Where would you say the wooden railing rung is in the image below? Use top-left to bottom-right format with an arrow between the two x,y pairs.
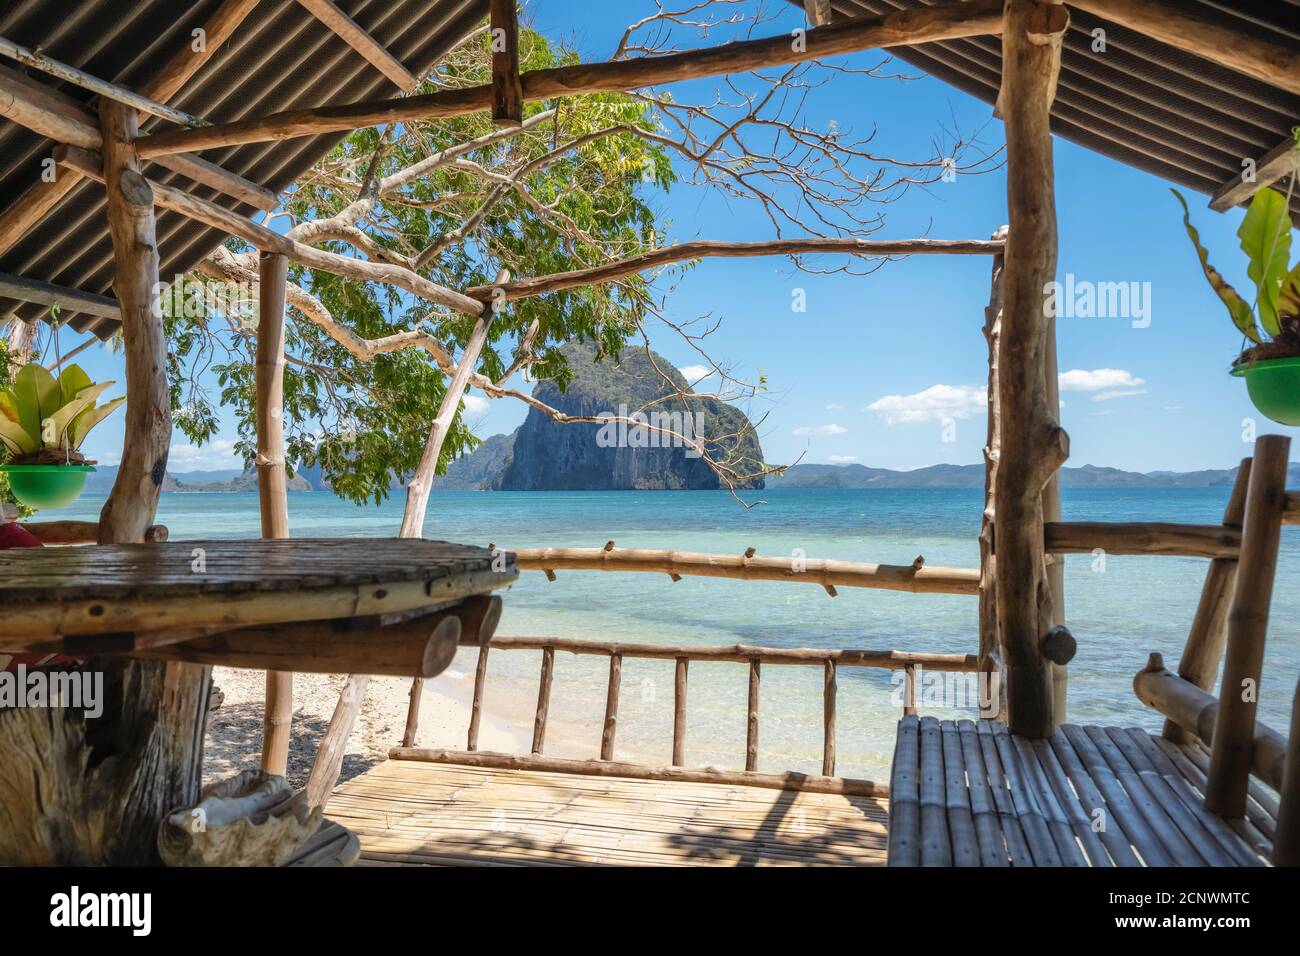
467,643 -> 490,751
903,663 -> 918,716
746,659 -> 761,772
673,657 -> 688,766
823,660 -> 837,777
1284,491 -> 1299,526
531,644 -> 555,755
1044,521 -> 1241,559
601,653 -> 622,761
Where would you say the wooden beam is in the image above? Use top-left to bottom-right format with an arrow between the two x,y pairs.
994,0 -> 1070,738
134,612 -> 463,677
804,0 -> 834,28
96,100 -> 168,545
489,0 -> 523,125
0,270 -> 119,319
295,0 -> 418,91
1068,0 -> 1300,96
390,747 -> 887,798
0,177 -> 83,258
1043,521 -> 1241,559
1206,435 -> 1290,817
0,34 -> 204,127
1134,654 -> 1288,792
1210,135 -> 1300,212
55,144 -> 484,315
256,251 -> 293,777
135,0 -> 1006,158
150,150 -> 279,212
467,237 -> 1006,301
508,544 -> 980,595
19,520 -> 167,545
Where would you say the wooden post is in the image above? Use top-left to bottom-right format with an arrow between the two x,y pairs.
993,0 -> 1070,738
1041,311 -> 1066,722
601,653 -> 622,760
255,251 -> 293,776
672,657 -> 688,766
0,100 -> 210,864
304,675 -> 366,809
822,659 -> 837,776
1205,435 -> 1290,817
903,663 -> 918,716
1165,459 -> 1252,743
532,644 -> 555,755
467,644 -> 491,751
489,0 -> 523,125
746,659 -> 761,771
1273,679 -> 1300,866
978,226 -> 1007,677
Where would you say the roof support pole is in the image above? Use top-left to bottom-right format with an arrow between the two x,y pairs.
256,251 -> 294,777
490,0 -> 523,126
994,0 -> 1070,737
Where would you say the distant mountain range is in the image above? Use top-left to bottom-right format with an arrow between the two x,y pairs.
762,461 -> 1300,489
84,464 -> 326,495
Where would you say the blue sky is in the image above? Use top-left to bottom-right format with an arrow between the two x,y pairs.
68,0 -> 1298,475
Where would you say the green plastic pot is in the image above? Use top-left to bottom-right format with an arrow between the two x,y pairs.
0,464 -> 95,509
1232,356 -> 1300,426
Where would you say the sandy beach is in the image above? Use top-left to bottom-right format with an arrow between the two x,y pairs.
202,646 -> 643,792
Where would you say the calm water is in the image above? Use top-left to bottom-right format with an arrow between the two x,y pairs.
57,487 -> 1300,782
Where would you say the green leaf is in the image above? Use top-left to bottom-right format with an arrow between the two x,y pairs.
69,396 -> 125,450
57,364 -> 93,405
44,381 -> 114,450
1278,262 -> 1300,321
1172,189 -> 1261,343
11,364 -> 62,443
0,415 -> 37,456
1237,186 -> 1292,337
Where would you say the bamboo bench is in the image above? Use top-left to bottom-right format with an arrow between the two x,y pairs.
888,435 -> 1299,867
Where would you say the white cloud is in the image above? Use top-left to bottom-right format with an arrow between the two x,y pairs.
166,438 -> 242,472
1058,368 -> 1145,393
461,394 -> 490,416
866,384 -> 987,424
825,403 -> 846,411
678,364 -> 712,383
793,424 -> 847,436
1092,388 -> 1148,402
828,455 -> 858,463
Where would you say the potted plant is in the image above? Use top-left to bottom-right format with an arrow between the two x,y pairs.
1174,167 -> 1300,425
0,363 -> 125,509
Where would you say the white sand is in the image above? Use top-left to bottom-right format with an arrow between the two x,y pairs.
202,646 -> 639,791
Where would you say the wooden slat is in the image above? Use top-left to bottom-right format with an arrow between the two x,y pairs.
989,722 -> 1060,865
887,715 -> 921,866
918,716 -> 952,866
957,720 -> 1009,866
1030,735 -> 1111,865
1210,136 -> 1300,212
1061,724 -> 1171,865
295,0 -> 418,90
976,720 -> 1034,866
939,720 -> 979,866
1012,735 -> 1086,865
1050,727 -> 1142,866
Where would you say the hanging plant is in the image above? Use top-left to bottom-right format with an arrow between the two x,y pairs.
1173,137 -> 1300,425
0,363 -> 125,509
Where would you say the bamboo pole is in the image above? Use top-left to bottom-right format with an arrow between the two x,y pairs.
823,659 -> 837,777
1165,460 -> 1252,743
1043,521 -> 1241,558
601,653 -> 622,761
1206,435 -> 1291,817
746,659 -> 761,771
135,1 -> 1007,158
256,252 -> 293,776
390,747 -> 887,798
487,634 -> 983,670
1273,679 -> 1300,866
532,645 -> 555,755
509,545 -> 979,594
993,0 -> 1070,738
978,226 -> 1007,677
903,663 -> 918,716
672,657 -> 688,766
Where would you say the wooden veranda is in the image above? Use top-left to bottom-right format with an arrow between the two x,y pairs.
0,0 -> 1298,868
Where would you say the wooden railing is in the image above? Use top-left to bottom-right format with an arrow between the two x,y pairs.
393,634 -> 986,798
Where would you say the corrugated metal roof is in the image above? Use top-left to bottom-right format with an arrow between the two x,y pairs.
798,0 -> 1300,215
0,0 -> 488,339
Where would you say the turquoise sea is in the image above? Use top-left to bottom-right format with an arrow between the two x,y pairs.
57,487 -> 1300,783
